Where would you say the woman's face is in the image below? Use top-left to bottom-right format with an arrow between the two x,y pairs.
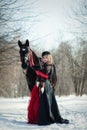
42,55 -> 49,63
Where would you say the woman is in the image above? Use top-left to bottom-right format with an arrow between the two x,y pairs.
27,51 -> 69,125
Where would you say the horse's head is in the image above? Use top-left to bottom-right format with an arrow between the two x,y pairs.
18,39 -> 29,57
18,39 -> 29,69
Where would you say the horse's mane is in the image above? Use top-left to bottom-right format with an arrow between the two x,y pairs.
30,49 -> 41,67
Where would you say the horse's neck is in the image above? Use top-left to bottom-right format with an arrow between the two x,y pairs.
21,57 -> 27,67
31,50 -> 40,66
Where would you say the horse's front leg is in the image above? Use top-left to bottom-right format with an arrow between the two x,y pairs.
26,66 -> 36,91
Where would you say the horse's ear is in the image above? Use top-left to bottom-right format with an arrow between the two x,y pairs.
18,40 -> 22,48
26,39 -> 29,47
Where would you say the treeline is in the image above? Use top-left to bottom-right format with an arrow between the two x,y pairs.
0,40 -> 87,97
53,41 -> 87,96
0,41 -> 28,97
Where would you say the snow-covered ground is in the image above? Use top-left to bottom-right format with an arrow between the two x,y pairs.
0,95 -> 87,130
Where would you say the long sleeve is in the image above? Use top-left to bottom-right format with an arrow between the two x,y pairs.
49,65 -> 57,90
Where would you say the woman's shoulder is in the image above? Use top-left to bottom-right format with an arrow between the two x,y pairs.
52,64 -> 56,69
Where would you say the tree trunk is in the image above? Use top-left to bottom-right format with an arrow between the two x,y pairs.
79,79 -> 85,96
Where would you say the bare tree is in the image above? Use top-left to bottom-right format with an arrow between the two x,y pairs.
53,41 -> 87,96
65,41 -> 87,96
69,0 -> 87,38
0,0 -> 40,67
53,42 -> 74,96
0,0 -> 38,42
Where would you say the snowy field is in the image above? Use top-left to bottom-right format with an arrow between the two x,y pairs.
0,95 -> 87,130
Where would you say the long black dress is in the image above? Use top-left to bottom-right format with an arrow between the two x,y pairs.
38,79 -> 62,125
27,64 -> 69,125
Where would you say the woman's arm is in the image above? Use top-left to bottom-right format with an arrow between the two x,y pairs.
50,65 -> 57,91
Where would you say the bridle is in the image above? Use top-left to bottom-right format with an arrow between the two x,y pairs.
19,46 -> 31,74
19,46 -> 29,61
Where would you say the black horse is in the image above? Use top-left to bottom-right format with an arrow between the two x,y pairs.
18,39 -> 41,91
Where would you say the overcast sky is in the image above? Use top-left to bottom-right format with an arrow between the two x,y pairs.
19,0 -> 83,50
2,0 -> 85,50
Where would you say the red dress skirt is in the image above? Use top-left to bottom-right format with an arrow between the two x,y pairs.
27,85 -> 40,124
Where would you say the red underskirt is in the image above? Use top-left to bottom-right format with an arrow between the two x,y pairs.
27,85 -> 40,124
